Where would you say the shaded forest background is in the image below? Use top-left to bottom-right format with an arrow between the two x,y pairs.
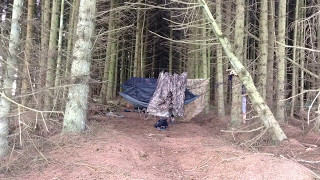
0,0 -> 320,156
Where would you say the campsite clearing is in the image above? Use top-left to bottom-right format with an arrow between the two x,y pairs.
1,109 -> 319,179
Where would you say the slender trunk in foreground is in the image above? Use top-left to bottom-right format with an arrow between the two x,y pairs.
199,0 -> 287,141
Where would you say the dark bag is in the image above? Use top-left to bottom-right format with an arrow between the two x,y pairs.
154,119 -> 168,130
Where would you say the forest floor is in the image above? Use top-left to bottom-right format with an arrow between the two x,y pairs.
1,106 -> 320,180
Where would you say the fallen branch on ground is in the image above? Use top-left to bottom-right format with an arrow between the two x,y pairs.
221,126 -> 264,133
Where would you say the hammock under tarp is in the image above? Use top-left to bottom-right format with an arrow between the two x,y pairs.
119,77 -> 198,109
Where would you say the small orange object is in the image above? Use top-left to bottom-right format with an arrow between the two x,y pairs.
126,103 -> 134,109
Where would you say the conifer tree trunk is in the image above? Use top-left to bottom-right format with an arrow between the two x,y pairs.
21,0 -> 34,105
215,0 -> 225,116
39,0 -> 50,107
201,16 -> 209,113
300,35 -> 305,112
140,9 -> 146,77
290,0 -> 300,117
106,38 -> 116,100
142,14 -> 149,77
230,0 -> 245,127
120,40 -> 126,87
201,20 -> 207,79
54,0 -> 65,90
169,22 -> 173,74
113,41 -> 119,98
257,0 -> 268,99
299,0 -> 306,112
199,0 -> 287,141
106,0 -> 117,100
151,39 -> 156,77
63,0 -> 80,101
224,1 -> 232,106
45,0 -> 61,110
133,0 -> 142,77
130,39 -> 134,78
266,0 -> 275,109
276,0 -> 287,121
100,0 -> 115,103
65,0 -> 80,77
0,0 -> 23,157
100,45 -> 110,103
0,0 -> 8,57
63,0 -> 96,133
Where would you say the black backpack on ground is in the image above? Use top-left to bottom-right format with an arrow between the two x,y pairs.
154,118 -> 168,130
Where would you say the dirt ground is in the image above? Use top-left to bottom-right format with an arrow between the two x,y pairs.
1,108 -> 320,180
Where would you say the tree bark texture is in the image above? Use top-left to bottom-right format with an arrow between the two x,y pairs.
0,0 -> 23,157
106,0 -> 117,100
21,0 -> 34,106
100,0 -> 116,103
290,0 -> 300,117
45,0 -> 61,111
133,0 -> 142,77
215,0 -> 225,116
39,0 -> 50,108
276,0 -> 287,121
54,0 -> 65,89
257,0 -> 268,99
63,0 -> 96,133
266,0 -> 275,109
230,0 -> 245,127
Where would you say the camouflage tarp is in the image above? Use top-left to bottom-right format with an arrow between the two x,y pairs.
180,79 -> 209,122
147,72 -> 187,117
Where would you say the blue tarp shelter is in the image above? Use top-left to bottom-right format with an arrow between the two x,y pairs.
119,77 -> 198,108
